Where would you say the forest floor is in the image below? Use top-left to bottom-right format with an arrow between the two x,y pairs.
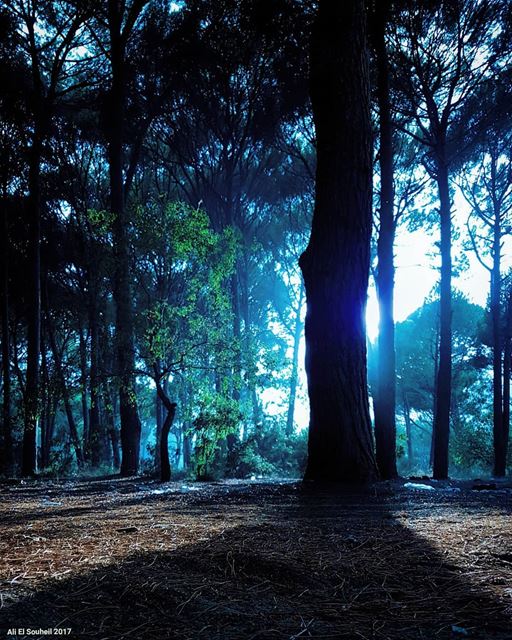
0,477 -> 511,640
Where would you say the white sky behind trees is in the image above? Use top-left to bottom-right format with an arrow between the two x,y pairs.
266,183 -> 508,430
366,187 -> 501,340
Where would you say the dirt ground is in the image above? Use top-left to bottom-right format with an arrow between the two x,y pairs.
0,477 -> 511,640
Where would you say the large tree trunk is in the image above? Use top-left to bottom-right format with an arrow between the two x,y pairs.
286,282 -> 304,437
1,201 -> 14,475
108,1 -> 141,476
373,0 -> 398,479
299,0 -> 377,483
432,158 -> 452,480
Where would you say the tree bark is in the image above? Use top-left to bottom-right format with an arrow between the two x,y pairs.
107,1 -> 141,476
373,0 -> 398,479
299,0 -> 377,483
432,157 -> 452,480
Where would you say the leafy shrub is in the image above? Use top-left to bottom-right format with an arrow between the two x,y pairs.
191,395 -> 241,480
229,419 -> 308,478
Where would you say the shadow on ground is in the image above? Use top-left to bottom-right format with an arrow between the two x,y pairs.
1,483 -> 511,639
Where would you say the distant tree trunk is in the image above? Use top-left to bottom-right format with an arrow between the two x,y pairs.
107,1 -> 141,476
432,158 -> 452,480
241,246 -> 261,430
154,374 -> 168,476
1,202 -> 13,475
104,382 -> 120,469
180,382 -> 191,469
155,386 -> 163,475
40,397 -> 57,471
183,433 -> 191,468
498,290 -> 512,476
286,282 -> 304,437
299,0 -> 378,483
492,214 -> 504,476
22,128 -> 43,477
403,393 -> 413,466
89,292 -> 108,467
78,324 -> 90,457
39,344 -> 53,470
155,380 -> 177,482
226,272 -> 242,466
39,341 -> 47,469
47,316 -> 84,468
373,0 -> 397,479
502,349 -> 510,476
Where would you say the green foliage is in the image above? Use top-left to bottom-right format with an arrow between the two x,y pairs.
191,394 -> 242,480
135,200 -> 237,370
87,209 -> 116,234
229,419 -> 308,479
39,447 -> 78,479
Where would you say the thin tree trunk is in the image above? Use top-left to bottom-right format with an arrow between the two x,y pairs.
22,129 -> 42,477
1,201 -> 13,475
183,433 -> 191,469
47,316 -> 84,468
40,343 -> 52,469
492,216 -> 504,475
373,0 -> 397,479
78,324 -> 90,457
89,290 -> 108,467
403,393 -> 413,466
286,282 -> 304,437
499,290 -> 512,476
241,246 -> 261,429
299,0 -> 377,483
432,157 -> 452,480
104,382 -> 119,469
226,272 -> 241,467
43,397 -> 57,469
155,380 -> 177,482
155,385 -> 163,475
39,338 -> 48,469
429,319 -> 440,469
180,382 -> 191,469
